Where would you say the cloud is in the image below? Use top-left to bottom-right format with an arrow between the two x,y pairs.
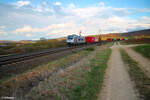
79,15 -> 150,35
0,26 -> 5,29
14,22 -> 78,34
98,2 -> 105,7
10,2 -> 150,38
14,22 -> 77,33
71,5 -> 131,19
1,1 -> 150,40
0,30 -> 7,36
34,6 -> 43,12
137,8 -> 150,12
14,21 -> 86,38
16,0 -> 30,7
140,16 -> 150,22
45,8 -> 54,13
25,33 -> 33,37
15,26 -> 32,33
54,2 -> 61,6
104,16 -> 150,33
68,3 -> 75,8
72,7 -> 101,18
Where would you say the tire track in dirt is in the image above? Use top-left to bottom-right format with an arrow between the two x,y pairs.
98,43 -> 138,100
122,46 -> 150,78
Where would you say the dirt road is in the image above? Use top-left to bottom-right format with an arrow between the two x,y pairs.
122,45 -> 150,78
98,43 -> 138,100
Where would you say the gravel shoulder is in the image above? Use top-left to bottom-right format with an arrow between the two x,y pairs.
121,45 -> 150,78
98,43 -> 138,100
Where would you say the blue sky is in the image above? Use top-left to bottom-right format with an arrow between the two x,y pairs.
0,0 -> 150,40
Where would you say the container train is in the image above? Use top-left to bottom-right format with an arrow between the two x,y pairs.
66,34 -> 101,46
66,34 -> 127,46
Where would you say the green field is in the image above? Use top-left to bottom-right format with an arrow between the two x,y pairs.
133,44 -> 150,59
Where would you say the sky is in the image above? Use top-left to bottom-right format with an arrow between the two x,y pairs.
0,0 -> 150,40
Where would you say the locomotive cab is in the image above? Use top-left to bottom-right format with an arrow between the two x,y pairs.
66,34 -> 85,46
66,34 -> 77,45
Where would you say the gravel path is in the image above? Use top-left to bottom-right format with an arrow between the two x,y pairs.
98,43 -> 138,100
122,45 -> 150,78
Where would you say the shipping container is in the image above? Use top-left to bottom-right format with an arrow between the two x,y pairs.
85,37 -> 95,43
121,38 -> 125,40
107,38 -> 113,41
101,37 -> 107,41
117,38 -> 120,41
113,38 -> 117,41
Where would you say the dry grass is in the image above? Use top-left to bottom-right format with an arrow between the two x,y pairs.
0,49 -> 92,98
24,46 -> 111,100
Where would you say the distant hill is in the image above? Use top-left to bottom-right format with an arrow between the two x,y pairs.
0,40 -> 17,43
0,37 -> 66,44
120,29 -> 150,37
55,37 -> 66,41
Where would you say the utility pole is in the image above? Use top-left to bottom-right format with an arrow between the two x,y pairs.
99,29 -> 101,37
99,29 -> 103,45
79,30 -> 82,36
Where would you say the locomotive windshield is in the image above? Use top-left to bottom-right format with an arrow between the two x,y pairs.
68,36 -> 73,40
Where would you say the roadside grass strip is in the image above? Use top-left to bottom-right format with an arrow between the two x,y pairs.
24,47 -> 111,100
0,48 -> 93,98
133,44 -> 150,59
120,49 -> 150,100
72,48 -> 111,100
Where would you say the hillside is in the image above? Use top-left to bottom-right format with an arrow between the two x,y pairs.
120,29 -> 150,37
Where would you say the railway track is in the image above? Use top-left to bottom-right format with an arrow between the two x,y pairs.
0,45 -> 95,67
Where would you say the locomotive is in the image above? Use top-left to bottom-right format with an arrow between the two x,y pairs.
66,34 -> 86,45
66,34 -> 101,46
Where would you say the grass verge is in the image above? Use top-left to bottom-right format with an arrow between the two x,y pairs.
72,48 -> 111,100
133,44 -> 150,59
120,49 -> 150,100
24,46 -> 111,100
